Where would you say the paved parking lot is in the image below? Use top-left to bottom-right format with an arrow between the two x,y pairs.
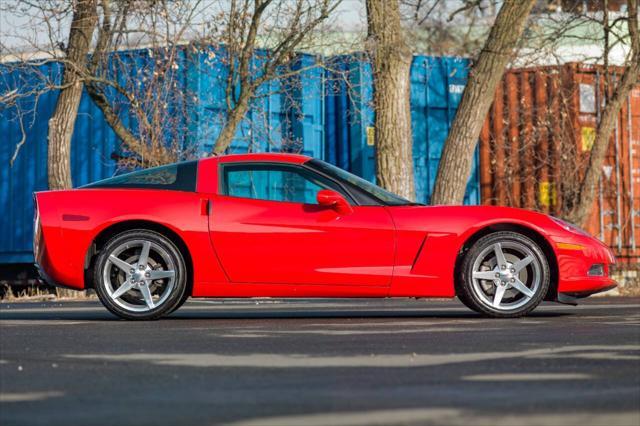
1,297 -> 639,426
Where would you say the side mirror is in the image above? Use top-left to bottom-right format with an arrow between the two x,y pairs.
316,190 -> 353,215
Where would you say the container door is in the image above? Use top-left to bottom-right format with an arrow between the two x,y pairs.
208,162 -> 395,286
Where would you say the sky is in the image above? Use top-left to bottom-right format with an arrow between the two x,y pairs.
0,0 -> 367,52
0,1 -> 632,65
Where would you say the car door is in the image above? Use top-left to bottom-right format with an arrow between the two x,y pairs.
208,162 -> 395,287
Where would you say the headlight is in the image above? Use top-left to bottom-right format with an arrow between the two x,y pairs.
550,216 -> 591,237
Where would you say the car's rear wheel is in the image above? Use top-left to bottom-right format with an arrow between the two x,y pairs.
94,230 -> 187,320
457,231 -> 550,318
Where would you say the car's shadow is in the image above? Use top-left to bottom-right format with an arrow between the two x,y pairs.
168,310 -> 571,320
0,301 -> 573,321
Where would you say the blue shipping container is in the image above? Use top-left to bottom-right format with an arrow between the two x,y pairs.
0,63 -> 120,263
0,47 -> 326,264
324,54 -> 480,205
1,50 -> 478,265
187,48 -> 325,158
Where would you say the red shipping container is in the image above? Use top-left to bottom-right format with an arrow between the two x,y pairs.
480,63 -> 640,263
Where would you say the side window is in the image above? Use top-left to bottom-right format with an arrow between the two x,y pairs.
222,164 -> 345,204
107,165 -> 178,185
82,161 -> 198,191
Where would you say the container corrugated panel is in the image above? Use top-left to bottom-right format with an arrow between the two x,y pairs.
0,62 -> 120,264
2,50 -> 473,265
0,48 -> 325,265
479,63 -> 640,263
411,56 -> 479,205
189,48 -> 325,158
594,82 -> 640,263
324,54 -> 375,179
288,54 -> 325,158
628,87 -> 640,261
324,56 -> 352,170
324,54 -> 479,204
1,46 -> 189,264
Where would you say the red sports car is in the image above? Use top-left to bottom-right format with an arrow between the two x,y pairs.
34,153 -> 616,320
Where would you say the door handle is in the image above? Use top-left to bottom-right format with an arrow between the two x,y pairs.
200,199 -> 210,216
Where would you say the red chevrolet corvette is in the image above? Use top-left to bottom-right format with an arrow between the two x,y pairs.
34,153 -> 616,320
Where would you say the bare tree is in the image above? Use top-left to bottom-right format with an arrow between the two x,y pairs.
2,0 -> 341,170
210,0 -> 340,155
83,0 -> 199,167
47,0 -> 98,189
430,0 -> 536,205
1,0 -> 193,170
366,0 -> 415,200
401,0 -> 497,57
568,0 -> 639,226
478,0 -> 639,234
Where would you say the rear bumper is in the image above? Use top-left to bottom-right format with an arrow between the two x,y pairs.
34,262 -> 78,290
34,262 -> 58,287
33,210 -> 85,290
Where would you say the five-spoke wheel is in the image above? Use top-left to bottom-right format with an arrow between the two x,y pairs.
457,231 -> 550,317
94,230 -> 187,320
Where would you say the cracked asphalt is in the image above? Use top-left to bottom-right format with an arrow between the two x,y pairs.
0,297 -> 639,426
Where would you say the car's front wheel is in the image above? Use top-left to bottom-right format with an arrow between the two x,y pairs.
457,231 -> 550,318
93,230 -> 187,320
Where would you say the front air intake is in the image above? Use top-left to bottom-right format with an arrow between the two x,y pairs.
587,264 -> 605,277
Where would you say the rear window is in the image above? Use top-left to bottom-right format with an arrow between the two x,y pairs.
82,161 -> 198,191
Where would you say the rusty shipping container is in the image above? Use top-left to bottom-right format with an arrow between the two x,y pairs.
479,63 -> 640,263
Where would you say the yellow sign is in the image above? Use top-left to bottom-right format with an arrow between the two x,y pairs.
366,126 -> 375,146
581,126 -> 596,151
539,181 -> 557,208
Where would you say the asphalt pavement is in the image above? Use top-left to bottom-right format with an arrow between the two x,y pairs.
0,297 -> 639,426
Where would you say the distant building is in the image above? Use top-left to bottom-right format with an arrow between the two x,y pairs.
558,0 -> 628,13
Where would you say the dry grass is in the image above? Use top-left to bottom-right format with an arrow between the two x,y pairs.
1,282 -> 55,302
54,288 -> 94,300
610,265 -> 640,297
618,280 -> 640,297
1,282 -> 95,302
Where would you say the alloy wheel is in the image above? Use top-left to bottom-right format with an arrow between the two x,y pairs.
102,239 -> 176,312
470,240 -> 542,312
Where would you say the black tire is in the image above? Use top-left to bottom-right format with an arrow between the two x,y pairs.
456,231 -> 550,318
169,291 -> 190,314
94,230 -> 188,320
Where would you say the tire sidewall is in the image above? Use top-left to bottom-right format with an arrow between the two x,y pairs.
459,231 -> 550,318
94,230 -> 187,320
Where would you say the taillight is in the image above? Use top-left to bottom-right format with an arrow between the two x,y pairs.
33,194 -> 42,260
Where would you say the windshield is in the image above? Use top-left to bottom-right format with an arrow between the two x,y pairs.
307,159 -> 418,206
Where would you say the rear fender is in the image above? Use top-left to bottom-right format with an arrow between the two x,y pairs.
35,189 -> 226,291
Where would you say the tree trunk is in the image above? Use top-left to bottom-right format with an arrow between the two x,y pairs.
47,0 -> 98,190
430,0 -> 536,205
366,0 -> 415,200
568,0 -> 639,226
86,84 -> 174,167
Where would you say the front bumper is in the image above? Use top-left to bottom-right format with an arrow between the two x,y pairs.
555,234 -> 617,296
